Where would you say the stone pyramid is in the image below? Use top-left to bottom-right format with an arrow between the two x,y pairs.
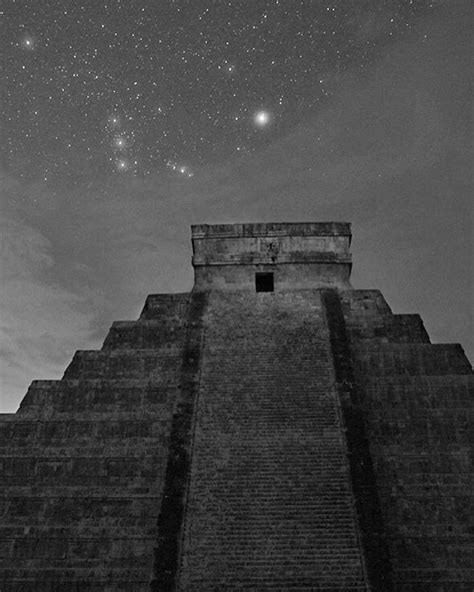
0,223 -> 472,591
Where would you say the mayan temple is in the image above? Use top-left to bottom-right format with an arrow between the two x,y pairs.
0,222 -> 472,592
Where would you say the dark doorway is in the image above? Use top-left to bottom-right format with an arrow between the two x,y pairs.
255,272 -> 274,292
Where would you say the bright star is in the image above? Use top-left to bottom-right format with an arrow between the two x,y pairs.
21,36 -> 35,50
113,136 -> 126,149
166,160 -> 194,177
108,114 -> 121,129
115,158 -> 129,172
178,164 -> 194,177
254,110 -> 271,127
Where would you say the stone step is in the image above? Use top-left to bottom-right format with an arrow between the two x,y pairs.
63,350 -> 182,380
139,292 -> 189,320
0,522 -> 157,538
392,566 -> 474,580
0,495 -> 160,525
101,319 -> 185,351
340,289 -> 392,312
184,576 -> 368,588
0,580 -> 149,592
16,379 -> 178,417
0,566 -> 151,587
0,488 -> 160,498
346,313 -> 430,344
177,291 -> 367,588
0,418 -> 170,448
354,343 -> 472,375
0,576 -> 366,592
2,535 -> 155,565
355,376 -> 472,447
184,581 -> 368,589
0,442 -> 168,457
0,455 -> 164,487
198,524 -> 359,537
363,373 -> 473,405
0,443 -> 167,457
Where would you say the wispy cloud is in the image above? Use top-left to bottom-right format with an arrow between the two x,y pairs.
1,1 -> 471,411
0,213 -> 100,411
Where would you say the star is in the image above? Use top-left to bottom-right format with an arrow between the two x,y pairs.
1,0 -> 467,417
177,164 -> 194,177
115,158 -> 129,172
166,160 -> 194,177
113,136 -> 126,149
108,114 -> 121,129
254,110 -> 272,128
21,36 -> 35,50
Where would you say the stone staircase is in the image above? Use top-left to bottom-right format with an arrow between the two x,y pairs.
178,290 -> 370,590
0,294 -> 190,592
2,218 -> 472,592
1,284 -> 471,591
341,290 -> 474,592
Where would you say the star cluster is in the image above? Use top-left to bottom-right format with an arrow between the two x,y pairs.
2,0 -> 437,184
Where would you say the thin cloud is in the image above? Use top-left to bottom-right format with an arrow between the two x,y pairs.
0,214 -> 99,412
1,1 -> 471,411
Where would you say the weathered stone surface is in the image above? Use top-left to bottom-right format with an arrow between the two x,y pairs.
0,294 -> 190,591
191,222 -> 353,291
178,290 -> 367,589
1,223 -> 472,591
341,289 -> 474,591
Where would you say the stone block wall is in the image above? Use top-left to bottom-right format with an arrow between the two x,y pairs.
0,293 -> 190,591
0,277 -> 472,591
191,222 -> 352,291
341,290 -> 474,591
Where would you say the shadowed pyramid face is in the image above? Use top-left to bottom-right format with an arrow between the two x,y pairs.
191,222 -> 353,292
1,222 -> 472,591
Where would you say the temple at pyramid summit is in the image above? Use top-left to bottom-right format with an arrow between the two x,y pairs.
0,222 -> 473,591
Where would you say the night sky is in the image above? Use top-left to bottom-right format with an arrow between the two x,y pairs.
1,0 -> 472,412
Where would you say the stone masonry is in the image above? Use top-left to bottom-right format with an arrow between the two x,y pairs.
0,222 -> 472,591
